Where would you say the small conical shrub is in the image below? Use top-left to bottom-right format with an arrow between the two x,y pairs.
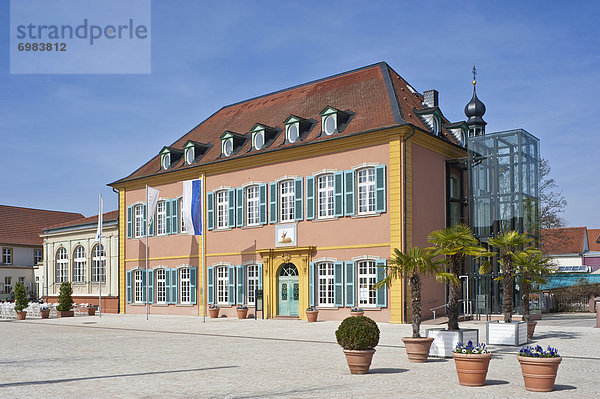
56,281 -> 73,312
14,282 -> 28,312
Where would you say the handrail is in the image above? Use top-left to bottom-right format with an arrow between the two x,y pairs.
430,299 -> 472,321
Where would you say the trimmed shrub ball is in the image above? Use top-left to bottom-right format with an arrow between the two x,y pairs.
335,316 -> 380,350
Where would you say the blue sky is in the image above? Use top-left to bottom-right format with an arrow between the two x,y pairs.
1,1 -> 598,227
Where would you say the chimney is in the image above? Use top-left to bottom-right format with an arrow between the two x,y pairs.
423,89 -> 439,108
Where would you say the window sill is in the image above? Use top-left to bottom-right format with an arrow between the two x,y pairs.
216,304 -> 233,308
214,228 -> 233,232
312,216 -> 339,223
175,304 -> 194,307
152,303 -> 169,307
130,303 -> 146,306
242,224 -> 263,230
316,306 -> 339,310
351,212 -> 381,219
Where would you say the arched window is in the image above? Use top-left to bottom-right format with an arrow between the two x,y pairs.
246,185 -> 260,226
279,180 -> 295,222
92,244 -> 105,283
55,247 -> 68,283
317,174 -> 334,218
215,190 -> 229,229
72,246 -> 86,283
356,167 -> 376,214
134,204 -> 144,238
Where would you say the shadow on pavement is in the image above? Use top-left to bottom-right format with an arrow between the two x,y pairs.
0,365 -> 237,388
534,331 -> 582,340
426,358 -> 449,363
485,379 -> 510,386
554,384 -> 577,391
369,368 -> 408,374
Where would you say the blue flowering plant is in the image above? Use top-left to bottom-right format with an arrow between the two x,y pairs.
453,340 -> 490,354
519,345 -> 559,358
350,308 -> 363,312
306,306 -> 317,312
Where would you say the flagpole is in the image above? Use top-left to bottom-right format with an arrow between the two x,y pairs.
146,185 -> 149,321
99,195 -> 102,318
202,174 -> 206,323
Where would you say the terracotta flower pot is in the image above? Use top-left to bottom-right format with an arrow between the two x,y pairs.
87,307 -> 97,316
209,308 -> 220,318
237,308 -> 248,319
350,311 -> 364,317
343,349 -> 375,374
306,310 -> 319,322
16,311 -> 27,320
452,352 -> 493,386
518,356 -> 562,392
402,337 -> 435,363
527,322 -> 537,340
58,310 -> 74,318
40,310 -> 50,319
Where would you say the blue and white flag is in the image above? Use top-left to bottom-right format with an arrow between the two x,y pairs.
95,194 -> 103,241
182,179 -> 203,235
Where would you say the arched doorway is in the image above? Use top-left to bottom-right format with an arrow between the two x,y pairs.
278,263 -> 299,316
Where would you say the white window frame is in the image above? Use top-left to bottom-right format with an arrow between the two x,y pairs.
246,264 -> 258,305
178,198 -> 187,234
357,167 -> 376,215
134,269 -> 144,303
286,122 -> 299,143
179,268 -> 191,304
72,246 -> 86,283
323,114 -> 337,135
185,147 -> 194,165
216,190 -> 229,229
279,180 -> 295,223
253,131 -> 264,150
216,266 -> 229,305
34,249 -> 42,264
134,204 -> 144,238
317,262 -> 335,307
317,174 -> 334,219
156,200 -> 167,236
155,269 -> 166,304
91,244 -> 105,283
2,248 -> 12,265
357,260 -> 377,307
55,247 -> 68,283
223,138 -> 233,157
246,185 -> 260,226
4,276 -> 11,293
162,153 -> 171,170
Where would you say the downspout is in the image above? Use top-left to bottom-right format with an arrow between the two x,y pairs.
401,126 -> 416,323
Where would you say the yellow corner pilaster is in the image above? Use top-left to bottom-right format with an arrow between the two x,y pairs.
119,189 -> 126,314
389,137 -> 404,323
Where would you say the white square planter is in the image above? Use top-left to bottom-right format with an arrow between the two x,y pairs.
425,328 -> 479,358
486,321 -> 528,346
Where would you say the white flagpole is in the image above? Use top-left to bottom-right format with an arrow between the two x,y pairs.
98,194 -> 102,318
202,175 -> 206,323
146,185 -> 149,321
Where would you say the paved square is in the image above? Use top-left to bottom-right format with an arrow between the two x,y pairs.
1,313 -> 598,398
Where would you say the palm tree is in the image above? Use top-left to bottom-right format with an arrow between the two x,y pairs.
374,247 -> 444,338
427,225 -> 489,331
512,249 -> 554,323
486,231 -> 532,323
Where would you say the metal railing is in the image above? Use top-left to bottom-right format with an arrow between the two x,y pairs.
430,299 -> 473,321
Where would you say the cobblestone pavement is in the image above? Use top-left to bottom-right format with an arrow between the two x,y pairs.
1,313 -> 598,398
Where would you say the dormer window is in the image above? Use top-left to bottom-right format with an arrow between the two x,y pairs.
161,153 -> 171,170
183,140 -> 211,165
319,106 -> 351,136
432,116 -> 440,136
220,131 -> 248,157
253,131 -> 264,150
414,108 -> 444,137
249,124 -> 278,151
283,115 -> 313,144
185,147 -> 194,165
159,146 -> 183,171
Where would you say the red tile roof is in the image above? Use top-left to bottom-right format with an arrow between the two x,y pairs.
43,210 -> 119,231
0,205 -> 84,247
587,229 -> 600,252
111,62 -> 460,185
541,227 -> 587,255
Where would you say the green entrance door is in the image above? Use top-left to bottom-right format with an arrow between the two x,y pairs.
278,263 -> 299,316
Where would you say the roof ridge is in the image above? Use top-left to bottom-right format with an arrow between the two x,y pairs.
0,204 -> 82,215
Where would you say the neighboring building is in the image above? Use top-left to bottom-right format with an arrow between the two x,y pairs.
110,62 -> 473,322
584,229 -> 600,273
0,205 -> 83,300
41,211 -> 119,312
541,227 -> 591,272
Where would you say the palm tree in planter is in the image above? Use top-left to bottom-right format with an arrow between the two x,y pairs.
512,249 -> 554,339
373,247 -> 445,362
56,281 -> 74,317
14,282 -> 29,320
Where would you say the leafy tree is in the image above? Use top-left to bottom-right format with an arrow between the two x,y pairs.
14,282 -> 28,312
540,158 -> 567,229
512,249 -> 554,322
428,225 -> 490,330
56,281 -> 74,312
374,247 -> 446,338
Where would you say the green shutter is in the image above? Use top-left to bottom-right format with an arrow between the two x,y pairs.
228,265 -> 236,305
141,269 -> 147,303
165,269 -> 171,304
259,184 -> 267,225
190,267 -> 197,305
334,261 -> 343,307
258,262 -> 263,290
228,189 -> 235,228
306,176 -> 315,220
376,259 -> 387,307
142,204 -> 147,237
375,165 -> 386,213
165,200 -> 172,234
237,265 -> 245,305
345,261 -> 355,307
269,182 -> 277,224
334,172 -> 344,217
207,266 -> 214,304
236,188 -> 244,227
294,177 -> 303,221
344,170 -> 355,216
171,199 -> 179,234
309,262 -> 315,307
127,206 -> 133,238
171,268 -> 178,304
146,269 -> 154,304
126,270 -> 132,303
207,192 -> 214,231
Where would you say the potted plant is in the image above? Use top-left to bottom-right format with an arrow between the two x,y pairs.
518,345 -> 561,392
452,340 -> 493,386
350,308 -> 364,317
208,305 -> 220,318
56,281 -> 74,317
374,247 -> 446,362
425,225 -> 490,357
306,306 -> 318,322
14,282 -> 28,320
236,305 -> 248,319
40,304 -> 50,319
335,316 -> 380,374
513,249 -> 554,340
87,305 -> 98,316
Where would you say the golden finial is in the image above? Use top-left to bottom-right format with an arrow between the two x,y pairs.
472,65 -> 477,86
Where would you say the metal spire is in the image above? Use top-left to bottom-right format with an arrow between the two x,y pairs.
472,65 -> 477,88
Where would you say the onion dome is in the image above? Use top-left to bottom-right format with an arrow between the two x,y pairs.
465,65 -> 486,136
